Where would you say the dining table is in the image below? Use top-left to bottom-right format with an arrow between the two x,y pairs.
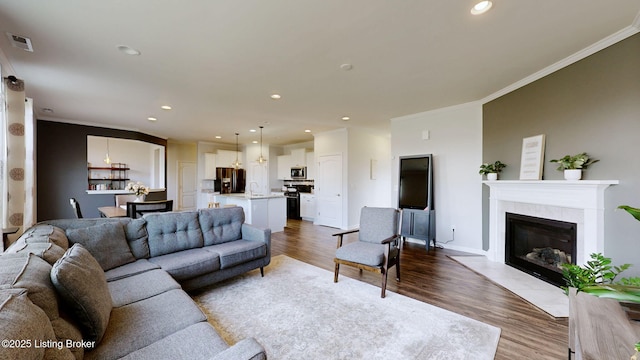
98,206 -> 127,218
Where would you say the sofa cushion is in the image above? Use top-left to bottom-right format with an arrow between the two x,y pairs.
108,269 -> 181,307
335,241 -> 396,267
199,207 -> 244,246
104,259 -> 160,282
0,252 -> 59,320
52,315 -> 86,360
66,222 -> 136,271
148,248 -> 220,281
205,240 -> 267,269
123,218 -> 150,259
0,288 -> 74,360
51,244 -> 113,343
84,289 -> 207,360
4,241 -> 66,265
119,322 -> 229,360
145,212 -> 204,257
11,224 -> 70,249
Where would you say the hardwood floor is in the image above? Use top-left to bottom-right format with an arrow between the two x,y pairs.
271,219 -> 569,359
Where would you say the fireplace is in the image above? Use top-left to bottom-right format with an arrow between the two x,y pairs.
505,213 -> 577,287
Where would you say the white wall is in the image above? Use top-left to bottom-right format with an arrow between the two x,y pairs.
391,102 -> 484,254
347,129 -> 392,228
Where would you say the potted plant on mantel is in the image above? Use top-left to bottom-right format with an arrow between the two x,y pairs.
549,152 -> 599,180
479,161 -> 506,181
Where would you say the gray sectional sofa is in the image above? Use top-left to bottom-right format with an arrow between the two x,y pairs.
0,206 -> 270,360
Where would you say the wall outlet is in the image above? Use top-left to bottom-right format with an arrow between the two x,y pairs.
451,225 -> 455,231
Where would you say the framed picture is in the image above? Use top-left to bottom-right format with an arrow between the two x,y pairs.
519,134 -> 545,180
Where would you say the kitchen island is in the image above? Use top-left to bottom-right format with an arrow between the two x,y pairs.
214,194 -> 286,232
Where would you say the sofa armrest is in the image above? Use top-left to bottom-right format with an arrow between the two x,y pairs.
210,338 -> 267,360
241,223 -> 271,244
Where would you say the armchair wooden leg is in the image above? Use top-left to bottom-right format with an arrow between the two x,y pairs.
334,263 -> 340,283
396,256 -> 401,282
260,267 -> 264,277
381,271 -> 388,298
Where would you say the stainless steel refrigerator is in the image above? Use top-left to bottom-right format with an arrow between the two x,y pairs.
216,168 -> 245,193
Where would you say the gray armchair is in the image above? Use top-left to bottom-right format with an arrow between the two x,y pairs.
333,207 -> 401,298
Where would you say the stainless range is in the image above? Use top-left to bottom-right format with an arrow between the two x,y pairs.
284,187 -> 300,220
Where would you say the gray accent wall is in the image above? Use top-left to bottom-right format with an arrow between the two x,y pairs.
482,33 -> 640,274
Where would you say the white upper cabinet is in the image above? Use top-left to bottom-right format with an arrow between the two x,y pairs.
290,148 -> 307,167
217,150 -> 243,169
204,153 -> 217,179
305,151 -> 315,180
277,154 -> 291,180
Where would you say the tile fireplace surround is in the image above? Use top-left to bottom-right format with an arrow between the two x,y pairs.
484,180 -> 618,267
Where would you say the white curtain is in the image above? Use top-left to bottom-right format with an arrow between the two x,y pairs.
2,75 -> 35,241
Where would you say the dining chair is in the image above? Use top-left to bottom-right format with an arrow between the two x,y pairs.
126,200 -> 173,219
69,198 -> 83,218
115,194 -> 137,207
333,206 -> 401,298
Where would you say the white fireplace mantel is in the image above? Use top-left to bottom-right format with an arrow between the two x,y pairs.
484,180 -> 618,265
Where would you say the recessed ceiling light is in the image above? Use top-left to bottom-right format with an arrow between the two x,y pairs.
270,94 -> 281,100
304,129 -> 311,133
252,140 -> 258,144
116,45 -> 141,56
215,136 -> 222,139
41,108 -> 54,114
471,1 -> 493,15
147,117 -> 157,121
341,116 -> 350,121
161,105 -> 172,110
249,129 -> 257,133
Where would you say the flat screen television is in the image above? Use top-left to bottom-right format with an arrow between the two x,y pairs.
398,154 -> 433,210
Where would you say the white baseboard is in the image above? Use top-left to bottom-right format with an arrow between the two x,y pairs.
403,237 -> 487,256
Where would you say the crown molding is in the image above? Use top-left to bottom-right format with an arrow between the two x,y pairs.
481,24 -> 640,105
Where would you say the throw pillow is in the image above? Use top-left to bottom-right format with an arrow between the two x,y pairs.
66,222 -> 136,271
51,243 -> 113,343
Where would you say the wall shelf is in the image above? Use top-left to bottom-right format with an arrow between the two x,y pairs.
88,163 -> 130,190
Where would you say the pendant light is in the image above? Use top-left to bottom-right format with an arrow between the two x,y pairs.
231,132 -> 242,169
103,138 -> 112,165
257,126 -> 267,164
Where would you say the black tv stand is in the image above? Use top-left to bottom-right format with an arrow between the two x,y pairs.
400,208 -> 436,252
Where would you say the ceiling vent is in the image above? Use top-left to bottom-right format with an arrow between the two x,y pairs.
6,33 -> 33,52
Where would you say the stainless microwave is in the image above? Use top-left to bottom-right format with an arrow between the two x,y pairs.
291,166 -> 307,180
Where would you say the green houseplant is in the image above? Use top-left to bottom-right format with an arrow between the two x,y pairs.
549,152 -> 599,180
479,161 -> 506,180
563,205 -> 640,358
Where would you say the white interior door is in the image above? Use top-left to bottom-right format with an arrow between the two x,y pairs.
178,161 -> 197,210
316,154 -> 343,228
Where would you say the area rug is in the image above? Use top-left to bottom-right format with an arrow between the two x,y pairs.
194,255 -> 501,359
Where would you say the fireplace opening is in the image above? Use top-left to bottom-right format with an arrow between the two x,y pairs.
505,213 -> 577,287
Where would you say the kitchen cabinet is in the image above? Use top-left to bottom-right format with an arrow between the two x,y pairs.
305,152 -> 315,180
217,150 -> 243,169
204,153 -> 216,179
277,154 -> 291,180
300,193 -> 316,220
290,148 -> 307,167
215,194 -> 286,232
